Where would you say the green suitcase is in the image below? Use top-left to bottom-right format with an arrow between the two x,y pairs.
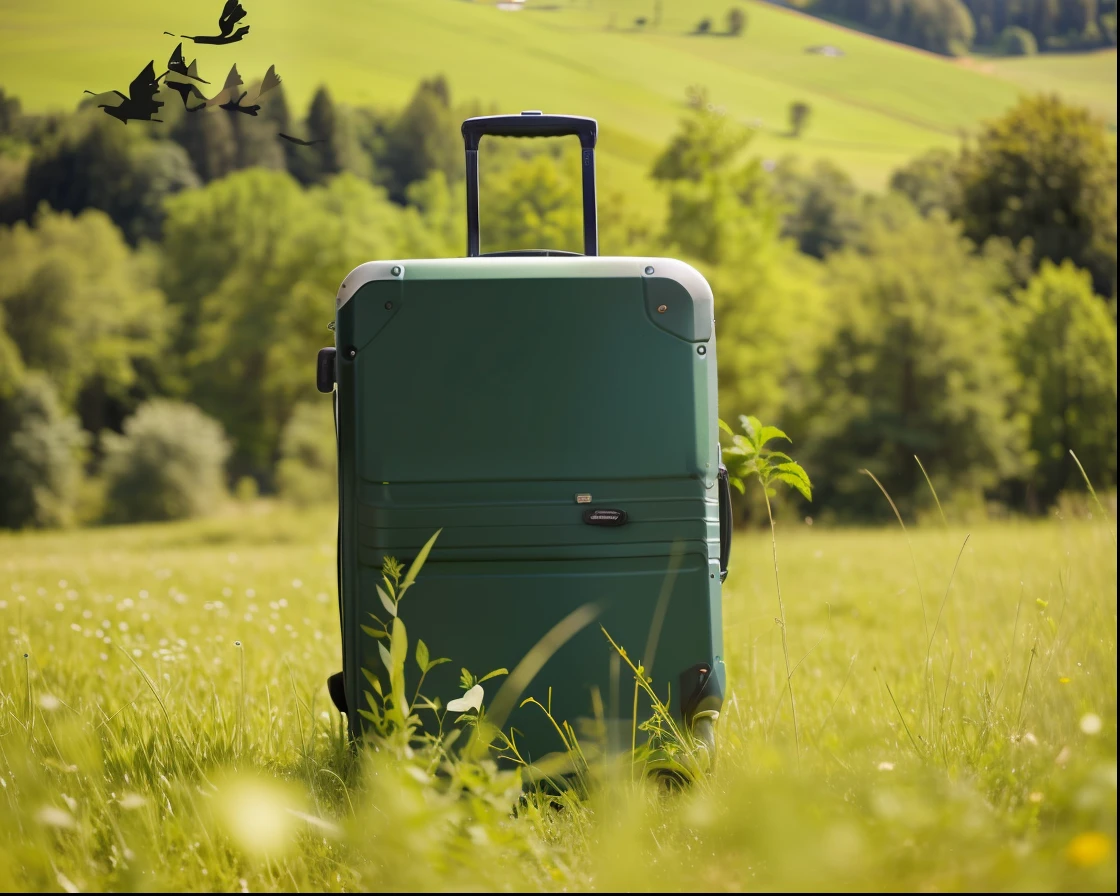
321,113 -> 730,769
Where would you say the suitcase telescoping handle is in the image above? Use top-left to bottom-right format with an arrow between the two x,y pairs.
461,112 -> 598,257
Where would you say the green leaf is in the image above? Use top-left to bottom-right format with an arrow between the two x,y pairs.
478,668 -> 509,683
400,528 -> 442,595
757,425 -> 790,448
460,668 -> 473,689
427,657 -> 450,669
389,616 -> 408,717
415,638 -> 430,672
740,415 -> 763,450
376,584 -> 396,618
378,641 -> 391,673
361,667 -> 378,687
772,470 -> 812,501
360,624 -> 386,639
718,418 -> 736,438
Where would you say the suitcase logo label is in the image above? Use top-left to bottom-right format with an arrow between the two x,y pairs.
582,508 -> 628,526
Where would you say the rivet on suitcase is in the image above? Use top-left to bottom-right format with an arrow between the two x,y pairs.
322,112 -> 730,770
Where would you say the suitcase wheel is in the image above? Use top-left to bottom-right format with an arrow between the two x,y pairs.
327,671 -> 347,714
316,347 -> 336,393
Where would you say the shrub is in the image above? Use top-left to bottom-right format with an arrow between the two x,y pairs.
789,101 -> 812,137
996,26 -> 1037,56
101,400 -> 230,523
696,18 -> 712,34
0,373 -> 87,529
727,7 -> 746,36
276,401 -> 337,508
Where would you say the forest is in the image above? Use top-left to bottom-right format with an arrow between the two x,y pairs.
0,74 -> 1116,528
796,0 -> 1118,55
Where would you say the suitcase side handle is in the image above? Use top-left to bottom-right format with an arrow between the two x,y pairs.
461,111 -> 598,258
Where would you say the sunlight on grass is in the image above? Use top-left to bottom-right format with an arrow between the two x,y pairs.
0,505 -> 1115,890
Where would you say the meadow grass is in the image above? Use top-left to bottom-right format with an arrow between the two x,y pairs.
986,49 -> 1118,130
0,503 -> 1115,891
2,0 -> 1113,187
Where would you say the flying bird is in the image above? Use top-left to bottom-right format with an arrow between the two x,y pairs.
212,64 -> 282,116
84,61 -> 164,123
165,79 -> 209,109
278,133 -> 324,146
176,0 -> 250,45
187,63 -> 243,111
164,43 -> 209,83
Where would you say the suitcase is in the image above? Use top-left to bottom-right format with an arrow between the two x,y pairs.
320,112 -> 730,768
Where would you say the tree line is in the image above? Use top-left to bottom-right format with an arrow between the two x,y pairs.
799,0 -> 1117,56
0,76 -> 1115,528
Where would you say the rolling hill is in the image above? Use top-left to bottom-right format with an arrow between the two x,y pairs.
0,0 -> 1114,188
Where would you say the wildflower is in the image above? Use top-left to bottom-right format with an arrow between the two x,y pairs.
1080,713 -> 1102,735
1066,831 -> 1111,867
447,684 -> 484,714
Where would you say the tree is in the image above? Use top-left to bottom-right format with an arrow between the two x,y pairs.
769,156 -> 863,258
815,0 -> 975,54
995,25 -> 1038,54
160,169 -> 429,476
650,106 -> 825,432
0,208 -> 172,434
793,208 -> 1029,519
0,88 -> 21,137
276,400 -> 337,507
478,154 -> 583,253
286,86 -> 369,186
101,400 -> 230,523
888,148 -> 961,217
170,102 -> 238,182
956,95 -> 1117,298
695,18 -> 712,33
652,104 -> 751,183
21,113 -> 200,242
727,7 -> 746,35
0,373 -> 86,529
381,76 -> 460,202
1013,261 -> 1117,506
788,101 -> 812,138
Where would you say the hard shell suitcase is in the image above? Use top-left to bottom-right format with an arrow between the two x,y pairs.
322,112 -> 730,766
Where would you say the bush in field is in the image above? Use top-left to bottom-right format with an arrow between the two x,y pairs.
995,26 -> 1037,56
101,400 -> 229,523
888,148 -> 961,218
727,8 -> 746,35
793,207 -> 1029,519
1013,261 -> 1118,506
0,373 -> 87,529
788,101 -> 812,137
277,401 -> 337,507
956,94 -> 1117,297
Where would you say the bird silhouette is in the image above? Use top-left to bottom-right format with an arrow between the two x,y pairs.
176,0 -> 250,45
278,133 -> 324,146
163,43 -> 209,84
213,64 -> 282,116
187,63 -> 243,111
165,79 -> 209,109
84,61 -> 164,123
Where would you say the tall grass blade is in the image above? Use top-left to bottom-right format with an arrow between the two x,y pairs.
914,455 -> 947,526
1069,450 -> 1116,544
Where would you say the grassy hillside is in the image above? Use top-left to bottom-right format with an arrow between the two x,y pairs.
0,0 -> 1114,187
986,49 -> 1118,130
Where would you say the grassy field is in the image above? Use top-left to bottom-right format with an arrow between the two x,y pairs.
1,0 -> 1114,188
1,504 -> 1115,890
986,49 -> 1118,130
